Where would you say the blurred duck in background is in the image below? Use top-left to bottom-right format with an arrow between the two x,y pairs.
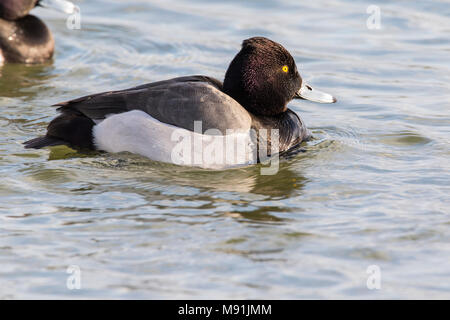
0,0 -> 76,64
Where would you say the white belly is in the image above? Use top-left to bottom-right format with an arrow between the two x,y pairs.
92,110 -> 257,169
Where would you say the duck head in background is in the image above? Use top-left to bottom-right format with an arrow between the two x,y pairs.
0,0 -> 76,64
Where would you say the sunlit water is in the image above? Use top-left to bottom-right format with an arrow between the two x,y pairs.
0,0 -> 449,299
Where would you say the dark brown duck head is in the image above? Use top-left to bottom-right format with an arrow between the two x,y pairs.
223,37 -> 336,116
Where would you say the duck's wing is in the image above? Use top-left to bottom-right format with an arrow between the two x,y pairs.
55,75 -> 252,134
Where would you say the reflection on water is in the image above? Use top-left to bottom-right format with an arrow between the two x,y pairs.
47,146 -> 308,199
0,0 -> 449,299
0,63 -> 55,98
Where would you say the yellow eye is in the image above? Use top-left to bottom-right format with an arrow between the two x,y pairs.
282,65 -> 289,73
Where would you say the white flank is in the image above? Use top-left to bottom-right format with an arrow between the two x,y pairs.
93,110 -> 258,169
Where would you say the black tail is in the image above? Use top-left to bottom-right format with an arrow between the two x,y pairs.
24,136 -> 68,149
24,111 -> 96,150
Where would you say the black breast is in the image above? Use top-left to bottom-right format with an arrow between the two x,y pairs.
250,108 -> 310,155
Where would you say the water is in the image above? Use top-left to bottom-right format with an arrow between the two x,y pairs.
0,0 -> 449,299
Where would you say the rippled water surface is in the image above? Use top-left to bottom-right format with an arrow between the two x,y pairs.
1,0 -> 449,299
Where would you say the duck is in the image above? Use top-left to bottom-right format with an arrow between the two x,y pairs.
0,0 -> 76,64
24,37 -> 336,169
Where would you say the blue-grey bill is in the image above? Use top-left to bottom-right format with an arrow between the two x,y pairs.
297,82 -> 336,103
38,0 -> 76,14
